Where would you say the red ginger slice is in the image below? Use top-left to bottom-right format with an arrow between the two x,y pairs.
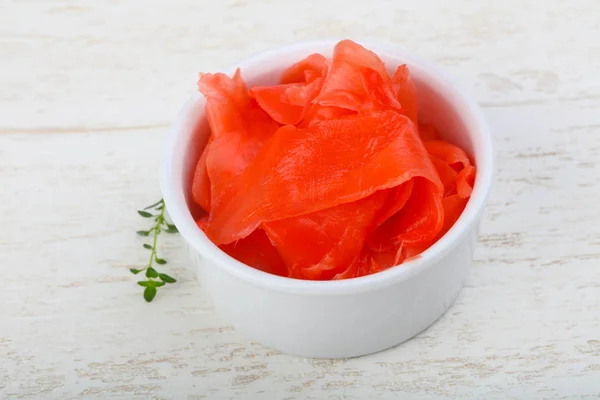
418,123 -> 441,141
249,78 -> 324,125
204,111 -> 442,245
456,165 -> 476,198
220,229 -> 288,277
281,53 -> 329,84
391,65 -> 419,125
307,40 -> 399,124
423,139 -> 472,171
192,69 -> 280,216
264,191 -> 387,280
367,177 -> 444,252
250,53 -> 328,126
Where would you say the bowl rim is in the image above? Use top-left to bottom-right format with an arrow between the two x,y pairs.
161,38 -> 494,296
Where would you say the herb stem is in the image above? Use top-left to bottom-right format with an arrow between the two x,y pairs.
148,207 -> 165,271
132,198 -> 178,302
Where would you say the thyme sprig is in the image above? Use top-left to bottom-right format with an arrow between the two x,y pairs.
131,199 -> 178,302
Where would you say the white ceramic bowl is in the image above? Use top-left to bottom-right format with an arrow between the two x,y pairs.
161,39 -> 493,359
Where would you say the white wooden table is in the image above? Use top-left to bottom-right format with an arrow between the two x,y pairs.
2,1 -> 599,398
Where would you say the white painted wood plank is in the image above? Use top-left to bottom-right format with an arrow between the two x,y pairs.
1,0 -> 599,398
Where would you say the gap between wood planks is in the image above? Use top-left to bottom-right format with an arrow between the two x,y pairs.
0,123 -> 169,135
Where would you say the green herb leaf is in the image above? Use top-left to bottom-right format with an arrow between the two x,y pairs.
144,199 -> 164,210
136,230 -> 150,236
146,267 -> 158,278
154,281 -> 166,287
159,273 -> 176,283
155,258 -> 167,265
165,224 -> 179,233
144,286 -> 157,302
137,280 -> 150,287
143,243 -> 152,250
138,210 -> 153,218
130,268 -> 143,275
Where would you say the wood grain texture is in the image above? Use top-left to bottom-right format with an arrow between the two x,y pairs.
1,0 -> 599,398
